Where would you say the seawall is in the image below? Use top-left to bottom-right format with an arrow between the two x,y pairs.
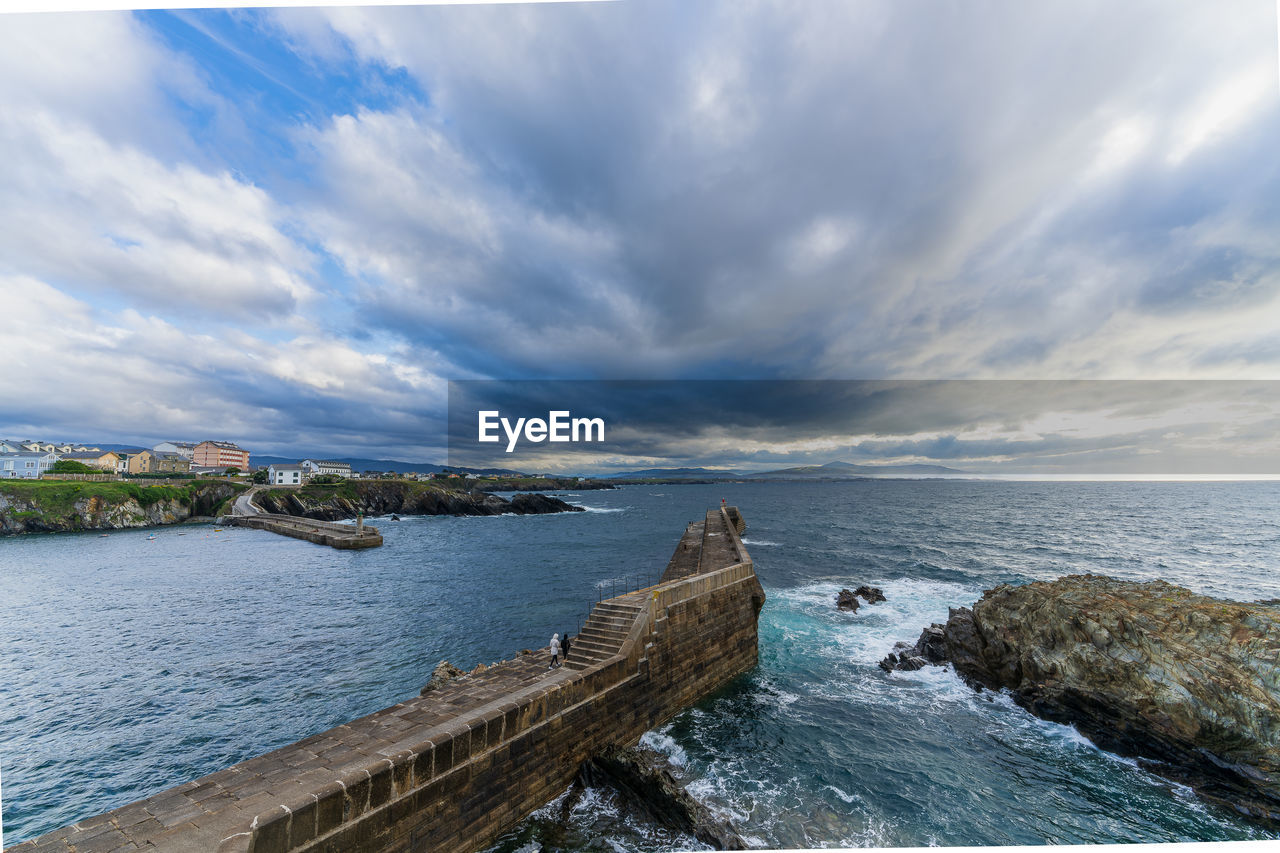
8,506 -> 764,853
231,513 -> 384,549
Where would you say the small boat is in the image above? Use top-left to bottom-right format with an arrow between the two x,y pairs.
214,528 -> 224,532
99,533 -> 109,538
146,534 -> 157,540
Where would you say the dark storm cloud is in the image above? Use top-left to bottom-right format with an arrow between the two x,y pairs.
446,380 -> 1280,473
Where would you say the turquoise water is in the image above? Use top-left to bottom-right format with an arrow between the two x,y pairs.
2,481 -> 1278,847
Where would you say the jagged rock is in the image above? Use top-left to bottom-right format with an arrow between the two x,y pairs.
836,589 -> 860,612
390,514 -> 400,521
578,746 -> 747,850
251,481 -> 584,522
0,482 -> 238,535
420,660 -> 465,695
507,492 -> 586,514
889,574 -> 1280,823
854,585 -> 886,604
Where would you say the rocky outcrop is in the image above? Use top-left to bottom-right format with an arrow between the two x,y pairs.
507,492 -> 583,514
854,584 -> 886,604
883,574 -> 1280,822
420,660 -> 465,695
0,481 -> 239,535
879,624 -> 947,672
252,482 -> 584,521
577,746 -> 747,850
837,585 -> 887,612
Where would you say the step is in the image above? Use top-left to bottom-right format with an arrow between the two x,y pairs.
576,627 -> 627,644
569,639 -> 619,657
584,616 -> 639,632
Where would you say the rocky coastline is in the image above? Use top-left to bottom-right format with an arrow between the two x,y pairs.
252,480 -> 584,520
882,574 -> 1280,822
0,480 -> 241,535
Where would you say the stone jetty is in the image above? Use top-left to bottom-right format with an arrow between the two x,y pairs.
7,505 -> 764,853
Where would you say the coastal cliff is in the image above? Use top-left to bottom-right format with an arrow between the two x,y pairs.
883,574 -> 1280,822
252,480 -> 584,520
0,480 -> 241,535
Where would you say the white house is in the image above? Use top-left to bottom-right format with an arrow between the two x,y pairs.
0,451 -> 58,479
267,464 -> 303,486
299,459 -> 353,479
154,441 -> 198,459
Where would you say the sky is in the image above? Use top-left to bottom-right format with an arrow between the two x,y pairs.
1,1 -> 1279,473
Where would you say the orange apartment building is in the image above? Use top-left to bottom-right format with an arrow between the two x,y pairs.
192,440 -> 250,469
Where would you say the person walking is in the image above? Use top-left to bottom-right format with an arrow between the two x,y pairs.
549,633 -> 561,669
562,632 -> 573,661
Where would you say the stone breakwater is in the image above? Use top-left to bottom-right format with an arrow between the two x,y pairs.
0,481 -> 241,535
883,574 -> 1280,822
252,481 -> 583,520
8,506 -> 763,853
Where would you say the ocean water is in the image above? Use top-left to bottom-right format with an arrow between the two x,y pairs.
2,481 -> 1278,848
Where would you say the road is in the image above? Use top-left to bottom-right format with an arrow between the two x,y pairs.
233,486 -> 263,516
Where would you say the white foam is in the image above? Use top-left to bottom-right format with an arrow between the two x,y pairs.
639,730 -> 688,767
740,538 -> 781,547
823,784 -> 862,805
571,504 -> 628,513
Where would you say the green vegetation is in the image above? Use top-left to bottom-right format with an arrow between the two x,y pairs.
251,469 -> 268,484
49,460 -> 98,474
0,479 -> 244,513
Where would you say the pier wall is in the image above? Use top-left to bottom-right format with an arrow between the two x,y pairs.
232,513 -> 383,549
9,507 -> 763,853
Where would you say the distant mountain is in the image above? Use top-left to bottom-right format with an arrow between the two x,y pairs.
749,460 -> 971,479
607,467 -> 745,480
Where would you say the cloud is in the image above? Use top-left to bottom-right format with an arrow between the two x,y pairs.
2,3 -> 1279,464
444,379 -> 1280,474
276,0 -> 1280,383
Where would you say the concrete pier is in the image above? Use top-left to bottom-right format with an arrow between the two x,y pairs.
7,506 -> 763,853
230,513 -> 383,549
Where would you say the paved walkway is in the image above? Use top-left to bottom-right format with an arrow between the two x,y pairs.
10,650 -> 572,853
232,486 -> 262,517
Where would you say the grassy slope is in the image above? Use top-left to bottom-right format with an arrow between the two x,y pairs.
0,479 -> 245,513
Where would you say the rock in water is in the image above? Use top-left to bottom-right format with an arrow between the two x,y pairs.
419,660 -> 465,695
507,492 -> 586,514
836,589 -> 860,612
884,574 -> 1280,822
579,746 -> 747,850
855,584 -> 887,604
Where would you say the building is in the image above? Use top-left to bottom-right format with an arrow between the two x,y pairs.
112,448 -> 145,474
299,459 -> 352,479
0,451 -> 57,479
128,450 -> 191,474
267,464 -> 303,486
153,441 -> 198,459
193,441 -> 250,470
57,450 -> 121,471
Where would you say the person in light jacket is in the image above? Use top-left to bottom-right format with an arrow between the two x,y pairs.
549,633 -> 561,669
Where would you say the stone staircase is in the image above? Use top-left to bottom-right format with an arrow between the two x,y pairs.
565,595 -> 647,670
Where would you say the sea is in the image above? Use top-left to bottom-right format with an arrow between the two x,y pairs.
1,480 -> 1278,849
